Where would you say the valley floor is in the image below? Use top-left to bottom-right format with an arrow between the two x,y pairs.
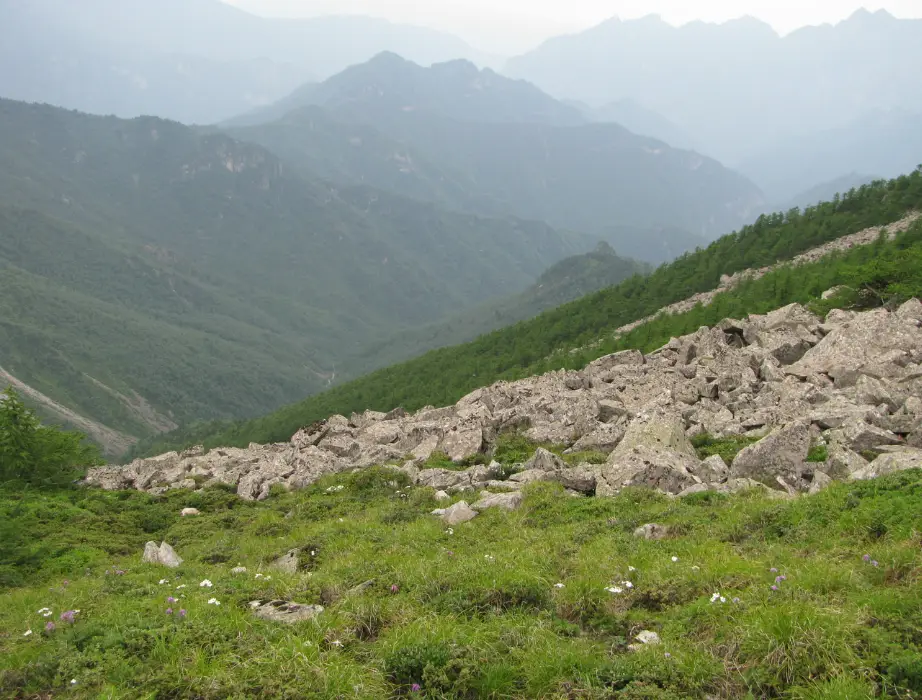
2,468 -> 922,698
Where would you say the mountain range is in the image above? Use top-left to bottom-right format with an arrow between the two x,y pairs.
0,0 -> 487,124
226,53 -> 762,257
505,10 -> 922,179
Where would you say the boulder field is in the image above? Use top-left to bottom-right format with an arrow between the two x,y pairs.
87,299 -> 922,500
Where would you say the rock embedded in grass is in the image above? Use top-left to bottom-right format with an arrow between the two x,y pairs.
249,600 -> 324,624
142,541 -> 183,568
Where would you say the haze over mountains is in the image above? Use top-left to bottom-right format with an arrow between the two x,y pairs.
506,9 -> 922,195
0,0 -> 919,455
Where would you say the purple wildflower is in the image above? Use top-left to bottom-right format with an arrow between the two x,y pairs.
59,610 -> 76,624
872,560 -> 879,568
166,608 -> 174,615
167,596 -> 177,604
770,567 -> 778,573
664,652 -> 672,659
45,621 -> 56,632
179,609 -> 187,618
62,580 -> 70,587
732,597 -> 741,604
775,575 -> 786,584
411,683 -> 421,692
770,585 -> 779,592
863,554 -> 871,562
390,585 -> 399,594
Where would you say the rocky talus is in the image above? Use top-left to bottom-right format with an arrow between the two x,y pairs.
87,299 -> 922,500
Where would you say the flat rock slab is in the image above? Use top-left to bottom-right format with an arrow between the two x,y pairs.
250,600 -> 324,624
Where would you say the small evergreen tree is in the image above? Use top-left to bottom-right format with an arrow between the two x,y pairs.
0,387 -> 102,486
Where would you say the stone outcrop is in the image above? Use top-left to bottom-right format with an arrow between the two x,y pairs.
249,600 -> 324,624
87,299 -> 922,500
142,541 -> 183,568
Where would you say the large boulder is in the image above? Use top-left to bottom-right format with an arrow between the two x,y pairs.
142,541 -> 183,568
851,448 -> 922,480
729,421 -> 811,490
597,409 -> 701,496
523,448 -> 566,472
436,425 -> 484,463
598,444 -> 702,496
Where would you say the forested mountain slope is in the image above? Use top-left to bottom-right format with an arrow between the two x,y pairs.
227,55 -> 765,260
132,169 -> 922,456
0,99 -> 593,452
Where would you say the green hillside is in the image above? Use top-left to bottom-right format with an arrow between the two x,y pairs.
0,99 -> 596,451
133,169 -> 922,456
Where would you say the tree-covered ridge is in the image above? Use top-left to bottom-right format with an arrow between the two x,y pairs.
132,168 -> 922,456
0,99 -> 596,451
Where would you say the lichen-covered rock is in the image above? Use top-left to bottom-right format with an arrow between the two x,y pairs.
272,549 -> 299,574
633,523 -> 669,540
471,491 -> 524,511
142,541 -> 183,568
523,448 -> 566,472
730,421 -> 811,490
851,448 -> 922,480
434,501 -> 478,525
250,600 -> 323,624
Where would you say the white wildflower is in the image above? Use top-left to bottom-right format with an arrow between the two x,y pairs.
331,639 -> 343,647
255,573 -> 264,579
628,566 -> 636,572
605,586 -> 624,594
23,630 -> 32,637
484,555 -> 495,562
554,583 -> 565,589
622,581 -> 634,589
207,598 -> 221,606
199,579 -> 213,588
159,579 -> 169,585
446,528 -> 454,535
691,566 -> 700,571
71,679 -> 77,686
720,596 -> 727,604
710,592 -> 720,603
176,584 -> 187,589
671,556 -> 679,563
42,611 -> 52,618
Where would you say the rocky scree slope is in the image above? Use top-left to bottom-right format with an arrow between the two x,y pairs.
88,299 -> 922,501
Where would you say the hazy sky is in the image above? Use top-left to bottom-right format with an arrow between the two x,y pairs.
223,1 -> 922,53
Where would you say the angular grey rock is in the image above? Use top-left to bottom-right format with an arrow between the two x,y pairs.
437,425 -> 483,463
272,549 -> 300,574
730,421 -> 811,489
851,448 -> 922,480
181,507 -> 201,517
417,469 -> 469,491
807,470 -> 834,495
696,454 -> 729,484
598,445 -> 702,496
508,469 -> 550,484
439,501 -> 478,525
433,490 -> 451,502
523,447 -> 566,472
555,466 -> 597,494
616,409 -> 698,459
471,491 -> 524,511
598,400 -> 631,424
158,542 -> 183,568
834,419 -> 902,454
628,630 -> 662,651
142,541 -> 183,568
250,600 -> 324,624
825,442 -> 870,480
142,541 -> 161,565
855,375 -> 901,413
633,523 -> 669,540
568,422 -> 626,453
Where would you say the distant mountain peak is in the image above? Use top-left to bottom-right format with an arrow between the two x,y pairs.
844,7 -> 897,25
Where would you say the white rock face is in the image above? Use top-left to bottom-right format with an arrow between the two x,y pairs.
87,300 -> 922,499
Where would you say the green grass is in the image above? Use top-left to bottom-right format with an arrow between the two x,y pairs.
691,434 -> 761,464
4,468 -> 922,698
